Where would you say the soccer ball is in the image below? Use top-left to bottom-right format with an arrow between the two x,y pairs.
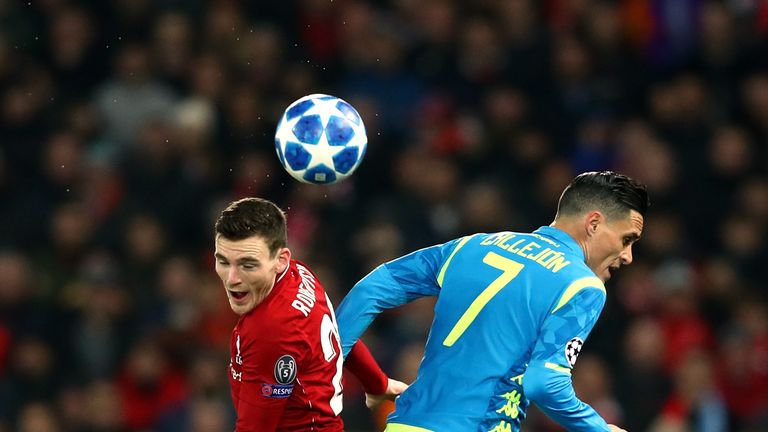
274,94 -> 367,185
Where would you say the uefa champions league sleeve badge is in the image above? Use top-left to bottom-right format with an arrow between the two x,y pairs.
564,337 -> 584,367
274,354 -> 298,384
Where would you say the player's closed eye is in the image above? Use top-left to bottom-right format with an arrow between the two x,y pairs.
623,235 -> 638,246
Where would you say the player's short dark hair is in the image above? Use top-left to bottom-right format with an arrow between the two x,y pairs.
214,197 -> 287,256
556,171 -> 650,220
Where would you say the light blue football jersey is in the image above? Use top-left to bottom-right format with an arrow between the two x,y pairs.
337,226 -> 611,432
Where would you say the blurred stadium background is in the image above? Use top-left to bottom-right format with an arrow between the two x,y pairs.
1,0 -> 767,431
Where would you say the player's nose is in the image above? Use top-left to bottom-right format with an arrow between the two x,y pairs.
620,246 -> 633,265
227,267 -> 242,285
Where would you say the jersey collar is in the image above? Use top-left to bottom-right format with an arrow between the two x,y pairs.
532,226 -> 585,261
275,263 -> 290,285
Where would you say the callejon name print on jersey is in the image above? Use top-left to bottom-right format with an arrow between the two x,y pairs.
565,337 -> 584,367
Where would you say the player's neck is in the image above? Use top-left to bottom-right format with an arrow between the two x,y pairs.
549,219 -> 588,259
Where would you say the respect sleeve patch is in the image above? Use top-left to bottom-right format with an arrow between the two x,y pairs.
261,383 -> 294,399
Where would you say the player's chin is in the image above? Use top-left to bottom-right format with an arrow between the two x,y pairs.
605,266 -> 620,280
228,292 -> 254,315
601,268 -> 613,281
229,303 -> 254,316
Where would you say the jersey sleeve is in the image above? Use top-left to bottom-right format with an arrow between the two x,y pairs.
522,282 -> 610,432
235,323 -> 309,432
344,340 -> 389,394
337,238 -> 464,357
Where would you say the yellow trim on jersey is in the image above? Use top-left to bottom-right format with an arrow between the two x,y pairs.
385,424 -> 434,432
545,362 -> 572,375
436,235 -> 473,287
551,277 -> 605,314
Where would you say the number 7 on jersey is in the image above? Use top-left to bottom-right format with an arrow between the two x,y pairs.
443,252 -> 524,347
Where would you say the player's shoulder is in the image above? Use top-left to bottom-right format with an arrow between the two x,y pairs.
550,260 -> 604,291
547,264 -> 606,313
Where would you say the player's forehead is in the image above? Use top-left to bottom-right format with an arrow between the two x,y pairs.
627,210 -> 644,234
214,234 -> 270,260
612,210 -> 644,237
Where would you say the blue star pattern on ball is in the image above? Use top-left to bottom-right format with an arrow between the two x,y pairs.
325,115 -> 355,147
284,142 -> 312,171
285,99 -> 315,120
292,114 -> 324,144
275,94 -> 367,185
332,147 -> 360,174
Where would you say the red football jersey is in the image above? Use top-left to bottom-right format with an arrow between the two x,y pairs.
229,260 -> 345,432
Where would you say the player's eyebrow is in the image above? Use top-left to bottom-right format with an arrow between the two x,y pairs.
215,253 -> 261,264
237,257 -> 259,264
624,233 -> 641,242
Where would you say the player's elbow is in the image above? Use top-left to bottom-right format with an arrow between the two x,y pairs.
522,365 -> 569,404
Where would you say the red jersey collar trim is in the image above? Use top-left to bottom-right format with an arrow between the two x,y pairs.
275,263 -> 290,285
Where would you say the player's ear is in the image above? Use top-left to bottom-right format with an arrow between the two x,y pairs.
275,247 -> 291,273
584,211 -> 603,237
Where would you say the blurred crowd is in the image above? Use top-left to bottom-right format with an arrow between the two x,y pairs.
1,0 -> 768,431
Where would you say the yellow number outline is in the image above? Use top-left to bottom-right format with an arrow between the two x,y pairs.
442,252 -> 524,346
